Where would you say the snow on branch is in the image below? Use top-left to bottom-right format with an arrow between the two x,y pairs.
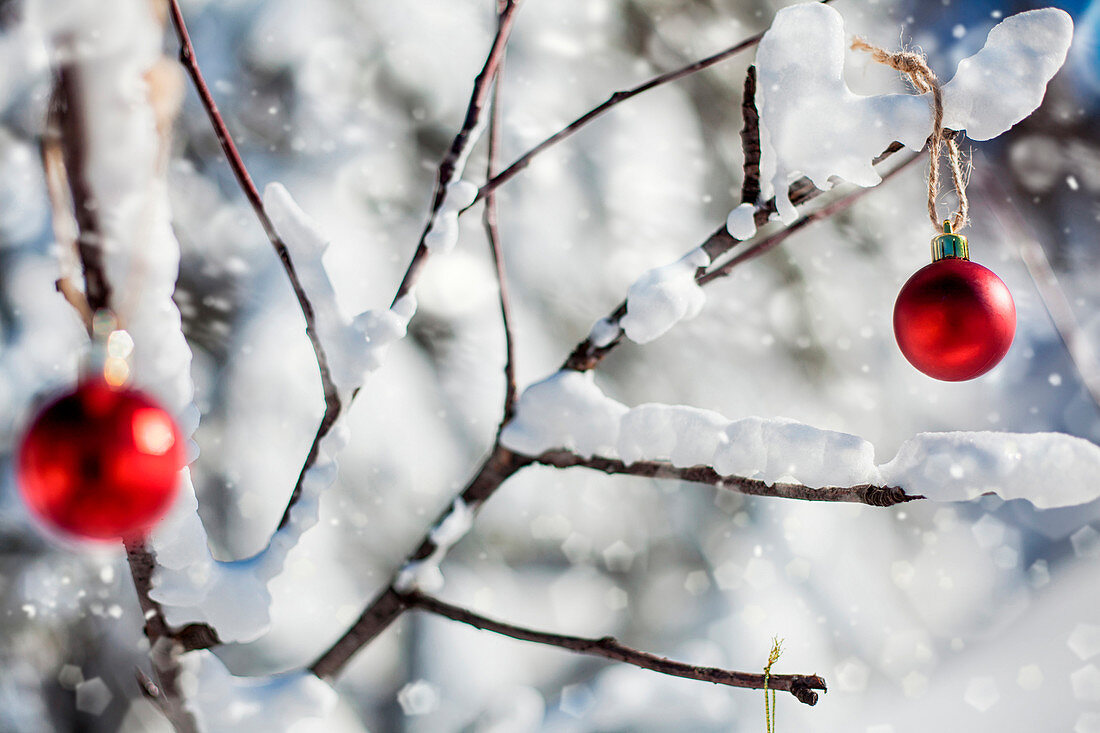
757,4 -> 1073,223
502,370 -> 1100,509
620,248 -> 710,344
182,651 -> 336,733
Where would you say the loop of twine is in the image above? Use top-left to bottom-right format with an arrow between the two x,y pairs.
851,38 -> 969,232
763,637 -> 783,733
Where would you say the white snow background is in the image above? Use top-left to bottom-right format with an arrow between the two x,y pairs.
0,0 -> 1098,732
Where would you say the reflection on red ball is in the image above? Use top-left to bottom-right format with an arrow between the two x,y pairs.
893,258 -> 1016,381
17,379 -> 184,541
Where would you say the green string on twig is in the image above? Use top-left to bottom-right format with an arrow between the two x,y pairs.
763,637 -> 783,733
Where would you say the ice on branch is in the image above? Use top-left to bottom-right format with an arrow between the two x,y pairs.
502,371 -> 1100,508
756,4 -> 1073,222
394,498 -> 474,592
183,651 -> 336,733
725,203 -> 758,241
620,248 -> 710,344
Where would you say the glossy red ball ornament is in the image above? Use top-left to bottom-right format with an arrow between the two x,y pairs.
893,227 -> 1015,381
17,379 -> 184,541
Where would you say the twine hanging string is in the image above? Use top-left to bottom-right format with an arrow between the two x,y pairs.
851,38 -> 969,231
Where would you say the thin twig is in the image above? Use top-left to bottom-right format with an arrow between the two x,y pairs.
164,0 -> 341,528
531,451 -> 921,507
391,0 -> 522,305
469,0 -> 835,208
484,1 -> 518,426
403,590 -> 827,705
739,65 -> 761,205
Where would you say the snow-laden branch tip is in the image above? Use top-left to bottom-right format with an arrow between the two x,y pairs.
502,370 -> 1100,509
183,651 -> 336,733
756,4 -> 1073,222
620,247 -> 710,344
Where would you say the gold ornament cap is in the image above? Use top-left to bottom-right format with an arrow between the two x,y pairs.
930,220 -> 969,262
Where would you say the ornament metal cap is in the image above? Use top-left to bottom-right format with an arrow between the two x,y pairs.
930,220 -> 969,262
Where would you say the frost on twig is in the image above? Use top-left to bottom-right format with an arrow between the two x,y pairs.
503,370 -> 1100,509
756,4 -> 1073,222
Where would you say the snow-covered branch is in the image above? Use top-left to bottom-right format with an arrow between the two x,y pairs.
401,590 -> 827,705
503,370 -> 1100,509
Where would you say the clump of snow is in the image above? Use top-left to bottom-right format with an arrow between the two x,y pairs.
265,182 -> 415,391
588,317 -> 621,348
756,4 -> 1073,222
183,651 -> 336,733
618,404 -> 730,469
424,180 -> 479,252
503,369 -> 1100,508
620,248 -> 710,344
880,431 -> 1100,508
715,416 -> 881,487
395,498 -> 474,592
725,202 -> 758,240
500,371 -> 627,458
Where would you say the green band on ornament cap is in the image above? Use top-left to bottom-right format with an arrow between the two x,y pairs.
930,220 -> 969,262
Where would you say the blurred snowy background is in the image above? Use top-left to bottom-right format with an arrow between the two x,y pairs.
1,0 -> 1100,730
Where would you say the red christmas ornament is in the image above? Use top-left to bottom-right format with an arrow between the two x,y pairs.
893,223 -> 1016,381
17,378 -> 184,541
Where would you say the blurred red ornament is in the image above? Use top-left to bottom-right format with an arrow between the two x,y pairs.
16,379 -> 184,541
893,226 -> 1015,381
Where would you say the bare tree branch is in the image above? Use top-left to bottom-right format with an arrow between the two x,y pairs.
530,451 -> 921,507
164,0 -> 342,529
485,0 -> 518,427
402,589 -> 827,705
391,0 -> 522,305
739,65 -> 761,205
469,0 -> 836,208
